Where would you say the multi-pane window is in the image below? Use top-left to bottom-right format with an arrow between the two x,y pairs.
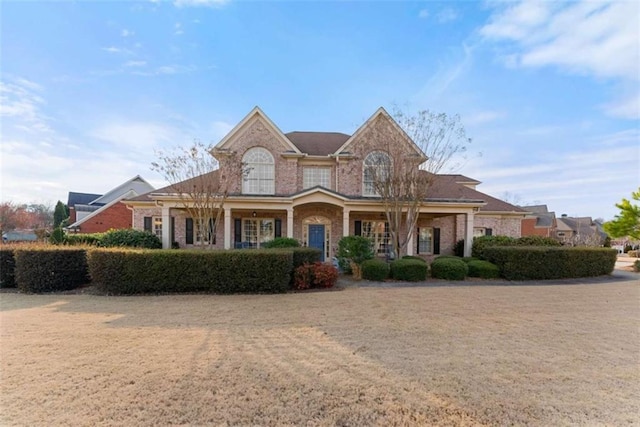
242,147 -> 275,195
418,227 -> 433,254
362,220 -> 390,255
363,151 -> 391,196
303,167 -> 330,189
243,218 -> 274,248
153,217 -> 162,238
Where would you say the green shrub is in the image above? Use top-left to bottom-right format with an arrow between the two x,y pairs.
15,248 -> 89,292
361,259 -> 390,281
401,255 -> 427,263
291,247 -> 322,269
483,247 -> 617,280
462,257 -> 480,263
293,262 -> 338,290
466,260 -> 500,279
391,259 -> 428,281
633,260 -> 640,272
516,236 -> 562,246
49,227 -> 65,245
262,237 -> 300,248
0,248 -> 16,288
628,250 -> 639,258
100,229 -> 161,249
431,257 -> 468,281
65,233 -> 104,246
337,236 -> 374,280
88,249 -> 292,295
472,235 -> 517,259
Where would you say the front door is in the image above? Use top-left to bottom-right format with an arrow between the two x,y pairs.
308,224 -> 325,261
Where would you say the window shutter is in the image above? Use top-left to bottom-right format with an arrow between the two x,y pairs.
433,228 -> 441,255
143,217 -> 152,232
485,228 -> 493,236
171,217 -> 175,243
275,219 -> 282,238
354,220 -> 361,236
416,227 -> 420,254
209,218 -> 216,244
186,218 -> 194,245
234,219 -> 242,244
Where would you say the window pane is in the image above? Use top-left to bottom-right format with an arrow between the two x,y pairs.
362,220 -> 390,254
153,217 -> 162,238
419,228 -> 432,254
242,148 -> 275,195
303,168 -> 330,189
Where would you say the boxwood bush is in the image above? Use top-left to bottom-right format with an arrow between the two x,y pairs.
431,257 -> 468,281
361,258 -> 390,281
466,260 -> 500,279
401,255 -> 427,263
391,258 -> 428,281
483,246 -> 617,280
65,233 -> 104,246
15,248 -> 89,292
262,237 -> 300,248
88,249 -> 293,294
472,235 -> 562,259
0,247 -> 16,288
100,229 -> 161,249
291,247 -> 322,269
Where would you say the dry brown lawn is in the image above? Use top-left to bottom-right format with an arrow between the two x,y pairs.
1,280 -> 639,426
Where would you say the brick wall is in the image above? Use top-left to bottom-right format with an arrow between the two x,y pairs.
521,218 -> 552,237
76,202 -> 133,234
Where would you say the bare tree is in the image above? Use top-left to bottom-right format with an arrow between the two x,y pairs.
365,108 -> 471,257
152,140 -> 239,248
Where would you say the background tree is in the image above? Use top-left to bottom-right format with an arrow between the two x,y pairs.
0,202 -> 53,235
604,188 -> 640,239
53,200 -> 69,228
152,140 -> 240,248
365,107 -> 471,258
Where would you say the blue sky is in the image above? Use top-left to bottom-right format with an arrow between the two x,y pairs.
1,0 -> 638,220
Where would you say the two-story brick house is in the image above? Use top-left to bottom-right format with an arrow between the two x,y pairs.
125,107 -> 525,259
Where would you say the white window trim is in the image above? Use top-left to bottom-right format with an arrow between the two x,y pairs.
152,217 -> 163,239
242,218 -> 275,249
363,151 -> 391,197
242,147 -> 275,195
303,167 -> 331,190
362,220 -> 390,255
418,227 -> 433,254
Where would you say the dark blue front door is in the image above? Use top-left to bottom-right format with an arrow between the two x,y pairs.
308,224 -> 325,261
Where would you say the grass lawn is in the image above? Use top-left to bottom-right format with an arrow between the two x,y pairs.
1,280 -> 638,426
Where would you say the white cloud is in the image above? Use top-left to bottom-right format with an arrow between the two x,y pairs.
464,110 -> 506,126
418,9 -> 429,19
123,60 -> 147,67
89,121 -> 179,154
174,22 -> 183,36
121,29 -> 134,37
602,91 -> 640,120
102,46 -> 133,55
437,8 -> 458,23
0,77 -> 52,134
480,1 -> 639,119
211,121 -> 233,140
173,0 -> 228,8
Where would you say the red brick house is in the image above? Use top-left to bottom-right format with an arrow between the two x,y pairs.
65,176 -> 154,234
125,107 -> 526,259
520,205 -> 557,238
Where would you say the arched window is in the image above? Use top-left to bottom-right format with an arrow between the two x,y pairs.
242,147 -> 275,195
363,151 -> 391,196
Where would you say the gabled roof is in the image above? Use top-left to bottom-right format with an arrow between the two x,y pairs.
68,192 -> 102,207
285,132 -> 350,156
66,190 -> 138,229
91,175 -> 154,205
127,170 -> 220,202
214,106 -> 302,154
333,107 -> 426,158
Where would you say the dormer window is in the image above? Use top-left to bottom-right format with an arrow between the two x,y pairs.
242,147 -> 275,195
363,151 -> 391,196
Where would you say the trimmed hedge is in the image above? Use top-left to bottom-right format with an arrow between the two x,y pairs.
401,255 -> 427,263
483,246 -> 617,280
263,237 -> 300,248
361,259 -> 390,281
391,259 -> 428,281
88,249 -> 293,295
0,248 -> 16,288
65,233 -> 104,246
15,248 -> 89,292
291,248 -> 322,269
431,257 -> 468,281
100,229 -> 161,249
472,235 -> 562,259
466,260 -> 500,279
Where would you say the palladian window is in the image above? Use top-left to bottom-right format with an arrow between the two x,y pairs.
363,151 -> 391,196
242,147 -> 275,195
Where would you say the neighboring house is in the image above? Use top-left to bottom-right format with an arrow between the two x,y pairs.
125,107 -> 526,259
65,176 -> 155,233
555,215 -> 607,246
520,205 -> 557,237
2,230 -> 38,243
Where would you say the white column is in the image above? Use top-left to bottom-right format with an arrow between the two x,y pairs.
161,206 -> 171,249
224,207 -> 232,249
342,208 -> 350,236
464,211 -> 475,257
287,208 -> 294,238
407,229 -> 414,256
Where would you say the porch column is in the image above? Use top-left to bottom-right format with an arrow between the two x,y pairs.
407,230 -> 414,256
464,211 -> 475,257
161,206 -> 171,249
342,208 -> 350,236
286,208 -> 294,238
224,207 -> 232,249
